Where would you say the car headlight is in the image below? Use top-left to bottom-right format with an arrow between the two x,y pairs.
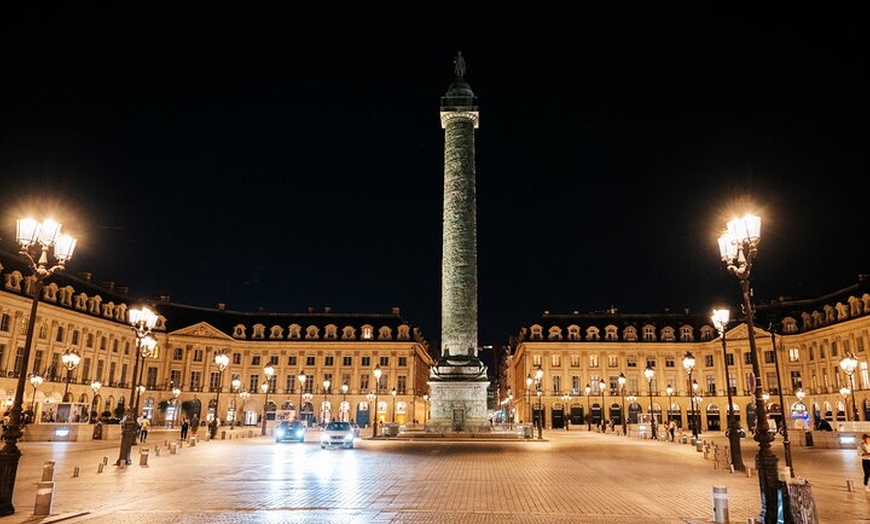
344,433 -> 353,441
320,434 -> 329,443
276,429 -> 285,437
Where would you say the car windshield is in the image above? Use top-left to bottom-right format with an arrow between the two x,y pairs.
326,422 -> 351,431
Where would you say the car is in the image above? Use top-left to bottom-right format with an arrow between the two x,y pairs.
320,421 -> 355,449
275,420 -> 306,443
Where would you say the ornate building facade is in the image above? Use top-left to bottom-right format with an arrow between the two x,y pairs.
0,251 -> 434,431
505,277 -> 870,433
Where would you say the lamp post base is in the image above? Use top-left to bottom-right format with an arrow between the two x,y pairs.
115,414 -> 138,466
0,440 -> 23,516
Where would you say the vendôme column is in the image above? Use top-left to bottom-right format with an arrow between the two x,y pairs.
428,52 -> 489,433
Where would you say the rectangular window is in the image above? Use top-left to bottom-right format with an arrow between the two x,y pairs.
249,375 -> 259,393
831,341 -> 839,357
552,375 -> 561,393
0,313 -> 10,332
704,355 -> 713,367
608,355 -> 619,368
33,350 -> 44,377
360,374 -> 370,392
233,353 -> 242,365
766,372 -> 778,394
286,375 -> 297,394
325,356 -> 334,366
705,375 -> 716,395
117,362 -> 123,385
589,354 -> 599,368
532,354 -> 542,367
193,349 -> 203,362
146,367 -> 158,388
379,356 -> 389,366
269,355 -> 278,366
552,354 -> 561,367
343,356 -> 352,366
55,325 -> 65,342
81,357 -> 90,381
209,371 -> 221,391
112,339 -> 119,353
189,371 -> 201,390
788,347 -> 800,362
99,336 -> 106,350
571,376 -> 580,395
570,356 -> 580,367
109,362 -> 116,385
398,356 -> 407,367
725,353 -> 734,366
665,357 -> 675,368
96,360 -> 105,382
361,356 -> 371,367
173,348 -> 183,360
170,369 -> 182,387
627,356 -> 637,368
71,330 -> 79,345
306,356 -> 315,366
288,355 -> 297,366
743,352 -> 752,365
397,375 -> 407,394
86,333 -> 94,348
790,371 -> 802,390
763,350 -> 775,364
251,355 -> 261,366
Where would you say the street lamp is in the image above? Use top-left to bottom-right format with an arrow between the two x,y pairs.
0,218 -> 76,516
239,390 -> 250,425
599,377 -> 607,431
172,387 -> 181,428
643,365 -> 657,440
665,383 -> 674,428
213,350 -> 229,425
423,393 -> 429,425
29,374 -> 44,422
391,387 -> 397,423
373,364 -> 382,437
839,352 -> 860,422
627,394 -> 638,426
711,308 -> 746,472
366,392 -> 376,431
768,326 -> 794,478
796,388 -> 809,428
297,370 -> 306,424
535,365 -> 544,439
585,384 -> 592,431
90,380 -> 101,422
561,392 -> 571,430
61,348 -> 81,402
116,305 -> 158,467
322,379 -> 331,424
341,383 -> 349,422
526,374 -> 533,425
261,364 -> 274,436
618,373 -> 627,435
230,377 -> 241,428
718,214 -> 780,523
682,351 -> 698,442
840,387 -> 852,420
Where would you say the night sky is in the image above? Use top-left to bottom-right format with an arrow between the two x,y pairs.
2,8 -> 867,351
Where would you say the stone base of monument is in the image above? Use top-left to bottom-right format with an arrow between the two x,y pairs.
427,379 -> 490,433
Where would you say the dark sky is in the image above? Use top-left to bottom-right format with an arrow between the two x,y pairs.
2,8 -> 867,351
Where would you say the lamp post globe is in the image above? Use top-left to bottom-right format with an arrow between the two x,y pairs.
618,372 -> 627,435
643,365 -> 656,440
391,387 -> 397,423
372,364 -> 382,437
599,377 -> 607,430
839,353 -> 860,421
28,374 -> 44,422
260,364 -> 274,436
213,350 -> 229,425
665,383 -> 674,428
682,351 -> 697,442
61,348 -> 81,402
297,370 -> 307,424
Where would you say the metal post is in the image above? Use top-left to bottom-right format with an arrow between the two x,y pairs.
770,327 -> 793,478
715,312 -> 746,471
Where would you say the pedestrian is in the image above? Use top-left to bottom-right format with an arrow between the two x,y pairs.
668,420 -> 677,442
858,433 -> 870,491
180,417 -> 190,441
138,416 -> 150,443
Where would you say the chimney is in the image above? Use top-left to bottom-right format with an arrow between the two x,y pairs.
324,306 -> 332,313
116,286 -> 129,296
307,306 -> 315,313
391,306 -> 400,315
158,294 -> 171,303
102,280 -> 115,291
217,302 -> 226,310
77,271 -> 92,281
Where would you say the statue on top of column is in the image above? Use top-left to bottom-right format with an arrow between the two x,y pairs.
454,52 -> 466,79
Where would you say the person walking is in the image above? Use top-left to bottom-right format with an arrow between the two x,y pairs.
668,420 -> 677,442
138,416 -> 150,443
180,417 -> 190,441
858,433 -> 870,491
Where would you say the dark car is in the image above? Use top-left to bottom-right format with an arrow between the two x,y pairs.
275,420 -> 306,443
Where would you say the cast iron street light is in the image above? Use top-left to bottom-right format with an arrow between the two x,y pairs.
769,326 -> 794,478
61,348 -> 81,402
599,378 -> 607,430
366,392 -> 376,430
0,218 -> 76,516
795,388 -> 807,428
213,350 -> 229,424
297,370 -> 306,423
172,387 -> 181,427
644,365 -> 657,440
423,393 -> 429,424
627,394 -> 637,427
373,365 -> 382,437
718,213 -> 780,523
617,373 -> 627,435
585,384 -> 592,431
711,308 -> 746,472
239,390 -> 250,425
29,374 -> 44,421
561,392 -> 571,430
526,374 -> 533,425
840,387 -> 851,420
261,364 -> 274,435
665,384 -> 674,428
322,379 -> 331,424
535,365 -> 544,439
116,306 -> 158,466
90,380 -> 101,422
683,351 -> 698,442
230,377 -> 241,428
839,352 -> 860,422
341,383 -> 349,421
391,387 -> 397,423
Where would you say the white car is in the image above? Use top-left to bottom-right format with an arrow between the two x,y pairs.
320,421 -> 355,449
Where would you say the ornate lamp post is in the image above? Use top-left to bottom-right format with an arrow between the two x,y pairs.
618,373 -> 627,435
260,364 -> 274,436
643,365 -> 657,440
172,387 -> 181,427
341,383 -> 349,422
795,388 -> 808,428
0,218 -> 76,516
230,377 -> 241,428
366,392 -> 376,431
373,364 -> 382,437
29,374 -> 44,422
839,352 -> 860,422
535,365 -> 544,439
768,326 -> 794,478
60,348 -> 81,402
627,394 -> 638,426
665,383 -> 674,428
423,393 -> 429,424
718,214 -> 780,523
322,379 -> 331,424
839,387 -> 852,421
682,351 -> 698,442
212,350 -> 229,424
561,392 -> 571,430
116,306 -> 158,467
391,387 -> 397,423
585,384 -> 592,431
90,380 -> 101,422
711,308 -> 746,471
297,370 -> 306,423
599,378 -> 607,430
526,374 -> 533,425
239,390 -> 250,425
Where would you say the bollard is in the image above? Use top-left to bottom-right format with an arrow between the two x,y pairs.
170,442 -> 178,454
102,456 -> 108,465
155,446 -> 161,457
164,439 -> 169,447
696,440 -> 704,452
33,480 -> 55,516
97,462 -> 104,473
139,447 -> 150,467
746,467 -> 752,478
42,461 -> 56,481
118,460 -> 126,470
711,485 -> 729,523
846,478 -> 855,492
190,436 -> 197,447
72,466 -> 80,478
746,518 -> 756,524
729,464 -> 735,474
